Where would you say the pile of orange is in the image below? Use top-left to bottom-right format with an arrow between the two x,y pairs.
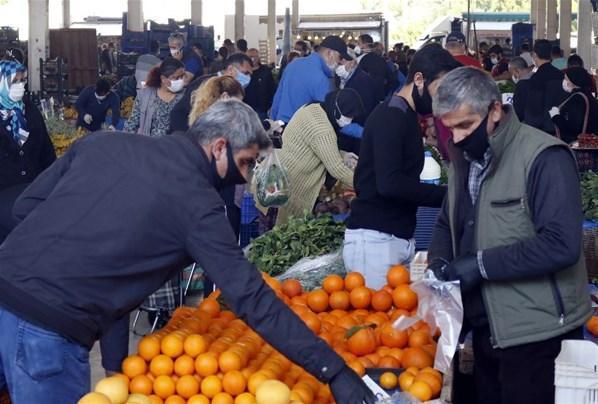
116,265 -> 443,403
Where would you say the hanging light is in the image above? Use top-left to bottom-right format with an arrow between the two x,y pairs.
307,35 -> 312,40
296,35 -> 301,39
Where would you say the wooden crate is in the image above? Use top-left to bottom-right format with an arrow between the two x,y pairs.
49,29 -> 99,93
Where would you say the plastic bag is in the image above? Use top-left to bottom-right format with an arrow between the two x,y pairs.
276,249 -> 346,291
252,150 -> 290,207
394,271 -> 463,374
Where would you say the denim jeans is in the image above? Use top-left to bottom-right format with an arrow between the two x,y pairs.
0,308 -> 90,403
343,228 -> 415,290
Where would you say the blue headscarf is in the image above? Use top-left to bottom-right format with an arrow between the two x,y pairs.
0,60 -> 28,145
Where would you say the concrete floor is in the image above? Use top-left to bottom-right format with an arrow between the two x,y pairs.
89,292 -> 203,387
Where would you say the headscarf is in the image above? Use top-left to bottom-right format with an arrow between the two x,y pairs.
0,60 -> 28,145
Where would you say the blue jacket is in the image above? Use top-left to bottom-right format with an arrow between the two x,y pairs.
271,53 -> 334,122
75,86 -> 120,131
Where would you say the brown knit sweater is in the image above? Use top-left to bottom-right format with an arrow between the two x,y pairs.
276,104 -> 354,225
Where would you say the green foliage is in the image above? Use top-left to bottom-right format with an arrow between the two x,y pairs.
581,171 -> 598,221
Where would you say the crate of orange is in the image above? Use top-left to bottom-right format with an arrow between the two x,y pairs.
95,266 -> 449,404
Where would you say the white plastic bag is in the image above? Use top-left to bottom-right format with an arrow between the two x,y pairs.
276,249 -> 346,291
252,150 -> 290,207
393,271 -> 463,374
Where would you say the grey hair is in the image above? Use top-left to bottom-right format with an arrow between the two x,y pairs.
188,99 -> 271,151
433,66 -> 501,117
168,32 -> 185,47
508,56 -> 528,70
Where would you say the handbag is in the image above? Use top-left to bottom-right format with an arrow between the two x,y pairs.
555,91 -> 598,147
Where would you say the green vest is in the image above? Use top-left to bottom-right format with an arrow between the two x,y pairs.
447,109 -> 591,348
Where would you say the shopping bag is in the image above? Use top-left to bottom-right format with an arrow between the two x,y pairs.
252,150 -> 290,207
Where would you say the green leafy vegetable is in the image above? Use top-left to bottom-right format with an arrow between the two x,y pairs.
581,172 -> 598,221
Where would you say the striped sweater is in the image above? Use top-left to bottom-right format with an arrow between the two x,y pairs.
276,103 -> 354,225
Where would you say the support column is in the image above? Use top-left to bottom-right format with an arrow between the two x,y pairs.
536,0 -> 547,39
292,0 -> 299,32
191,0 -> 202,26
559,0 -> 572,56
267,0 -> 276,65
546,0 -> 557,40
283,7 -> 291,57
28,0 -> 49,93
62,0 -> 70,28
531,0 -> 538,40
578,0 -> 593,67
235,0 -> 244,40
127,0 -> 144,32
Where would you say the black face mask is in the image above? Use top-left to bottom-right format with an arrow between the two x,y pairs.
412,82 -> 433,116
454,115 -> 491,161
210,143 -> 247,190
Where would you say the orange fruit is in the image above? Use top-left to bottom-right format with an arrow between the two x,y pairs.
379,371 -> 398,389
175,374 -> 200,399
161,334 -> 185,358
371,290 -> 393,312
174,354 -> 195,376
129,374 -> 153,395
346,326 -> 377,356
587,316 -> 598,336
350,286 -> 371,310
139,337 -> 162,362
187,395 -> 210,404
247,372 -> 268,395
409,330 -> 432,348
379,323 -> 408,348
222,370 -> 247,396
150,355 -> 174,377
398,371 -> 415,391
307,289 -> 329,313
234,392 -> 256,404
201,375 -> 223,398
164,396 -> 186,404
408,380 -> 433,401
415,372 -> 442,397
323,275 -> 345,294
402,347 -> 434,369
196,353 -> 219,376
153,375 -> 176,399
281,279 -> 303,298
199,299 -> 221,318
420,367 -> 443,382
219,351 -> 243,373
212,392 -> 234,404
148,395 -> 164,404
122,355 -> 148,379
392,285 -> 418,311
184,334 -> 208,358
347,360 -> 366,377
344,272 -> 365,291
301,311 -> 321,334
378,356 -> 400,368
329,291 -> 351,311
387,265 -> 410,287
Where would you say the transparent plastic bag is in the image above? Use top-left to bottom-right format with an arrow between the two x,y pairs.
252,150 -> 290,207
276,249 -> 346,291
393,271 -> 463,374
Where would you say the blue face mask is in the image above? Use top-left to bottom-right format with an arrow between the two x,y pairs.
236,70 -> 251,88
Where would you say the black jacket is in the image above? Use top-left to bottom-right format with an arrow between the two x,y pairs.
522,63 -> 568,134
0,131 -> 345,382
358,53 -> 390,102
513,78 -> 532,122
344,67 -> 378,126
552,89 -> 598,143
0,98 -> 56,191
169,73 -> 216,133
245,65 -> 276,115
75,86 -> 121,131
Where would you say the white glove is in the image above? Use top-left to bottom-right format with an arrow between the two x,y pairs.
83,114 -> 93,124
107,125 -> 116,131
549,107 -> 560,118
342,152 -> 359,169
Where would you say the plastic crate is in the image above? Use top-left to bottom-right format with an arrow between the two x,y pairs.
584,221 -> 598,279
555,340 -> 598,404
241,192 -> 260,225
414,207 -> 441,251
240,222 -> 260,249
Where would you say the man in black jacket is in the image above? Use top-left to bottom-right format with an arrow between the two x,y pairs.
521,39 -> 568,134
0,100 -> 374,404
356,34 -> 389,102
245,48 -> 277,120
509,56 -> 534,121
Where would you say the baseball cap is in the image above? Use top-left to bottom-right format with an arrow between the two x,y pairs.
320,36 -> 353,61
446,32 -> 466,44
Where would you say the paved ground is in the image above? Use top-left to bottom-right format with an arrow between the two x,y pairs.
89,292 -> 203,387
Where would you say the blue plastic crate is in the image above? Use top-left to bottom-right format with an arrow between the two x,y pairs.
241,192 -> 260,225
240,222 -> 260,248
414,207 -> 441,251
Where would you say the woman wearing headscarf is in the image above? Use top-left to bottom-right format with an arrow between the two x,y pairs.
275,88 -> 364,225
549,67 -> 598,144
0,60 -> 55,242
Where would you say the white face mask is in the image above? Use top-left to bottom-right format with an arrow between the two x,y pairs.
562,79 -> 573,93
95,92 -> 107,101
170,48 -> 181,58
491,57 -> 499,65
354,45 -> 361,55
512,75 -> 519,84
8,82 -> 25,102
336,115 -> 353,128
168,78 -> 185,93
335,65 -> 351,80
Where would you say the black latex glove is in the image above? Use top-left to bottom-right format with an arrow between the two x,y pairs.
330,365 -> 376,404
426,258 -> 449,281
444,254 -> 483,292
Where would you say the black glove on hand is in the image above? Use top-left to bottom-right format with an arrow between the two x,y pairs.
444,254 -> 483,292
426,258 -> 449,281
330,365 -> 376,404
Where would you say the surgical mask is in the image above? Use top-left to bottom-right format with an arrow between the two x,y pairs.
236,71 -> 251,88
335,64 -> 351,80
491,57 -> 499,65
336,115 -> 353,128
168,78 -> 185,93
8,82 -> 25,102
354,45 -> 361,55
170,48 -> 181,58
412,82 -> 434,116
95,92 -> 107,101
562,79 -> 573,93
512,75 -> 519,84
454,115 -> 490,161
210,143 -> 247,190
